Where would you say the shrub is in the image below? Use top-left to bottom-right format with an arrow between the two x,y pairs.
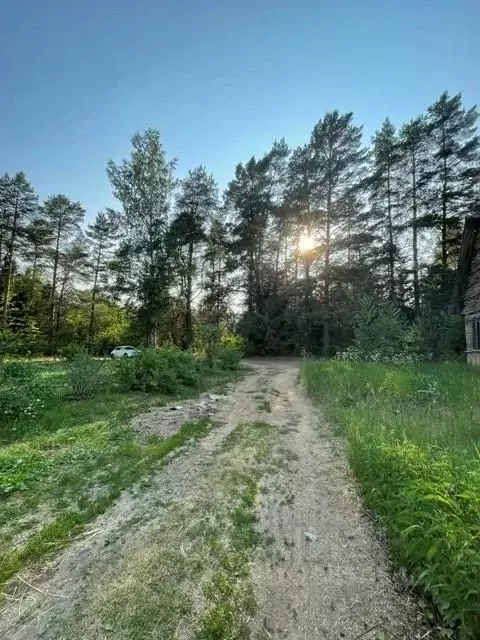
60,344 -> 89,362
353,296 -> 407,357
0,330 -> 41,360
196,325 -> 243,369
408,309 -> 465,360
115,348 -> 202,394
0,364 -> 55,439
216,345 -> 242,370
197,324 -> 222,368
67,354 -> 105,398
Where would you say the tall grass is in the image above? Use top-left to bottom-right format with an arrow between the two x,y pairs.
302,360 -> 480,639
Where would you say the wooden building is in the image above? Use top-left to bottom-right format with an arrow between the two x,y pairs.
452,215 -> 480,364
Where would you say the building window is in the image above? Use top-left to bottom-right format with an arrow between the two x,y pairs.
472,318 -> 480,350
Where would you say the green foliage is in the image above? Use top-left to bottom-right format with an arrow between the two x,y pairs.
67,354 -> 105,398
216,345 -> 242,370
60,343 -> 88,361
197,324 -> 222,367
3,93 -> 479,357
0,330 -> 38,360
0,363 -> 56,441
353,296 -> 406,356
107,129 -> 175,345
196,325 -> 243,369
115,347 -> 203,393
302,360 -> 480,638
408,309 -> 465,359
237,310 -> 298,356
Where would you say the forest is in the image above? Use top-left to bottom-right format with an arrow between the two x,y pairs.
1,90 -> 479,358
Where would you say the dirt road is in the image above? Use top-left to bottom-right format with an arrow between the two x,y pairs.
0,360 -> 422,639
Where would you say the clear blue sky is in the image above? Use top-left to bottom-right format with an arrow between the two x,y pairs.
1,0 -> 478,222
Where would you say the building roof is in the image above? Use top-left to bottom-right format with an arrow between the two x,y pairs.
451,214 -> 480,313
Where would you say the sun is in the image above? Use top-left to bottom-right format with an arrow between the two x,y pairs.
298,234 -> 315,254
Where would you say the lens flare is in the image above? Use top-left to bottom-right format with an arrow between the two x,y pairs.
298,234 -> 315,253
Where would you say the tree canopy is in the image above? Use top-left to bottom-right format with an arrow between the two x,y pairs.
1,91 -> 478,356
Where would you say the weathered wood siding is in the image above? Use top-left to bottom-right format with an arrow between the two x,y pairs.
467,351 -> 480,365
464,230 -> 480,316
464,230 -> 480,363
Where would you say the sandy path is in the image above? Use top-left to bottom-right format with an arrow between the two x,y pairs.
0,360 -> 422,639
250,360 -> 421,639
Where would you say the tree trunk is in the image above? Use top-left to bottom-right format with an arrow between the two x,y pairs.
387,163 -> 395,302
323,181 -> 332,357
49,223 -> 62,348
247,250 -> 255,314
411,151 -> 420,314
184,241 -> 194,348
1,191 -> 19,328
441,125 -> 448,272
216,256 -> 222,323
55,274 -> 68,335
274,223 -> 282,293
88,246 -> 102,345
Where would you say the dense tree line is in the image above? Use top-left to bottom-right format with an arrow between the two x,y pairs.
0,91 -> 478,356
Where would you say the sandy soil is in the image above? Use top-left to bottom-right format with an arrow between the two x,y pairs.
0,359 -> 424,639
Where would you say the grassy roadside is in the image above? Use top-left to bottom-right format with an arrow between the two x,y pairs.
56,421 -> 274,640
301,360 -> 480,639
0,362 -> 240,591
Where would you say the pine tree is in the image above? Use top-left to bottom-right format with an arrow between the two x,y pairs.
367,119 -> 403,302
423,92 -> 480,273
171,167 -> 218,348
41,195 -> 85,346
399,117 -> 429,314
55,235 -> 89,335
24,217 -> 53,274
0,173 -> 38,328
285,144 -> 317,286
202,215 -> 231,324
227,154 -> 272,314
85,210 -> 120,344
310,111 -> 366,354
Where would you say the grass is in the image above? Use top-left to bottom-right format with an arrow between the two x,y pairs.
0,359 -> 241,591
57,421 -> 274,640
301,360 -> 480,639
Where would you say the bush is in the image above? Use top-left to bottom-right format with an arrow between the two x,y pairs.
353,296 -> 407,357
0,364 -> 55,439
408,309 -> 465,360
115,348 -> 203,394
216,344 -> 242,370
67,354 -> 105,398
196,324 -> 243,369
197,324 -> 222,368
0,330 -> 41,360
60,343 -> 89,362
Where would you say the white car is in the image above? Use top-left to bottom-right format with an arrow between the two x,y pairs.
111,345 -> 141,358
